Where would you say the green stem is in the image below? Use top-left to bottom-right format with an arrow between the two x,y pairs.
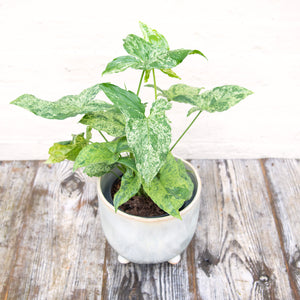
152,69 -> 157,100
137,70 -> 145,96
99,131 -> 108,142
170,111 -> 202,152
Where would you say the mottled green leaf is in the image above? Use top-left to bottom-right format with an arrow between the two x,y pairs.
160,68 -> 181,79
123,34 -> 154,62
11,84 -> 112,120
46,133 -> 89,164
139,21 -> 169,50
168,49 -> 207,64
126,99 -> 172,183
102,55 -> 141,75
106,136 -> 130,153
162,84 -> 204,104
118,157 -> 138,173
83,162 -> 116,177
114,169 -> 141,211
143,153 -> 193,219
187,85 -> 253,116
98,83 -> 145,120
102,23 -> 206,76
49,134 -> 87,163
73,142 -> 119,171
80,107 -> 126,137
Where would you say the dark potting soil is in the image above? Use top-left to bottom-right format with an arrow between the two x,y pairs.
111,178 -> 167,217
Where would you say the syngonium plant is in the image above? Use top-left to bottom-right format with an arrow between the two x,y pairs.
11,22 -> 253,219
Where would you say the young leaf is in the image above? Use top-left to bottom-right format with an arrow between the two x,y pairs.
80,107 -> 126,137
187,85 -> 254,115
139,21 -> 169,50
113,169 -> 141,211
123,34 -> 155,62
126,98 -> 172,183
46,133 -> 89,164
160,69 -> 181,79
10,84 -> 112,120
142,153 -> 194,219
103,23 -> 206,77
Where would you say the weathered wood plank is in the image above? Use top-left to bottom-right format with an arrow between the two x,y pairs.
0,161 -> 106,300
101,242 -> 193,300
263,158 -> 300,297
191,159 -> 294,299
0,161 -> 40,300
1,159 -> 298,299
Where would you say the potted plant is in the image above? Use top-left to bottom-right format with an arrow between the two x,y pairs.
11,22 -> 252,264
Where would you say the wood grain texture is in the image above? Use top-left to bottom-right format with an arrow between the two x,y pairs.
0,159 -> 299,299
263,158 -> 300,298
0,161 -> 105,300
190,159 -> 294,299
101,242 -> 193,300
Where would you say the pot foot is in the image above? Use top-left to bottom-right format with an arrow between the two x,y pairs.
168,254 -> 181,265
118,255 -> 130,264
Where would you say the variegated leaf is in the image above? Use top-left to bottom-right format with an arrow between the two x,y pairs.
83,162 -> 117,177
139,21 -> 169,50
118,157 -> 138,173
46,133 -> 89,164
187,85 -> 253,115
162,83 -> 204,104
73,142 -> 119,171
160,68 -> 181,79
102,23 -> 206,77
102,55 -> 141,75
97,83 -> 145,120
123,34 -> 155,62
80,107 -> 126,137
126,99 -> 172,184
11,85 -> 112,120
143,153 -> 193,219
113,169 -> 141,211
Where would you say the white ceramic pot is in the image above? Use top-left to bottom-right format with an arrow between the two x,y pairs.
97,157 -> 201,264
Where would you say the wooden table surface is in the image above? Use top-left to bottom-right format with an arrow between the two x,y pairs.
0,159 -> 299,300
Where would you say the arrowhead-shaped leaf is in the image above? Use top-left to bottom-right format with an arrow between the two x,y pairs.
80,106 -> 126,137
103,23 -> 206,76
11,84 -> 112,120
126,98 -> 172,183
187,85 -> 253,115
113,169 -> 142,211
143,153 -> 194,219
139,21 -> 169,50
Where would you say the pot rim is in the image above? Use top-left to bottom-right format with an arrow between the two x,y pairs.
97,156 -> 201,223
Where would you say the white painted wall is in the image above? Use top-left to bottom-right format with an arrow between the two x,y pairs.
1,0 -> 299,160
